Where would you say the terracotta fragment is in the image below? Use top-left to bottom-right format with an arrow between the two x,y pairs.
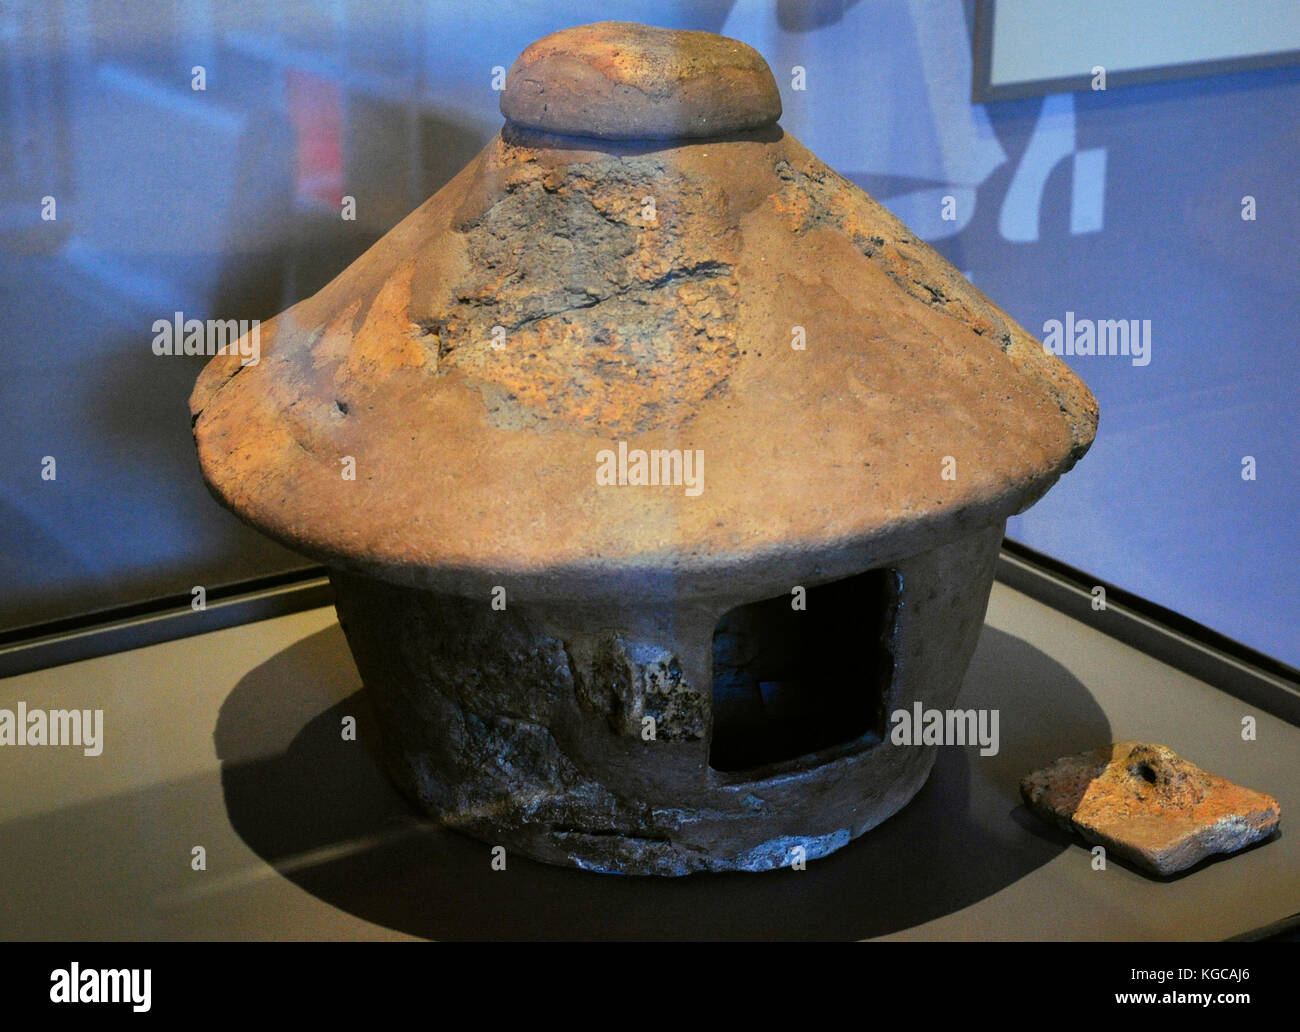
190,23 -> 1098,874
1020,742 -> 1281,875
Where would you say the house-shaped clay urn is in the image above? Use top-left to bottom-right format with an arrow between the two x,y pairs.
190,22 -> 1098,874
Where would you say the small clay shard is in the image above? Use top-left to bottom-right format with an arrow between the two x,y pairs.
1020,741 -> 1280,876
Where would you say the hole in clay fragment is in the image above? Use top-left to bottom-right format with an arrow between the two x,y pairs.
708,568 -> 896,774
1132,762 -> 1158,784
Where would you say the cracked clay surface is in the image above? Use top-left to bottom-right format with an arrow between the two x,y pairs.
189,125 -> 1097,599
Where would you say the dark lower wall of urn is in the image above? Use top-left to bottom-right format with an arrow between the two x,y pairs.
0,0 -> 1295,667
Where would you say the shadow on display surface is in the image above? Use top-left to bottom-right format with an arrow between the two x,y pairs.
216,622 -> 1110,939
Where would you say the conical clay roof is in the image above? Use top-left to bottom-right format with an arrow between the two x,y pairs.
190,22 -> 1097,602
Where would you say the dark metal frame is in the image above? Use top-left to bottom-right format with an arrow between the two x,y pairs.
996,540 -> 1300,726
0,568 -> 332,679
2,545 -> 1297,731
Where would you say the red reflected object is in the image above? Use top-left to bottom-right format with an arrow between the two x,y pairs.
286,68 -> 343,208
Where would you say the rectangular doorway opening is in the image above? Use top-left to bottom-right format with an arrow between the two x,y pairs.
709,568 -> 897,774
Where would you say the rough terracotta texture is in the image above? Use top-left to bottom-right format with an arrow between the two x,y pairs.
189,123 -> 1096,604
500,21 -> 781,140
1021,742 -> 1281,876
190,23 -> 1099,873
332,525 -> 1003,875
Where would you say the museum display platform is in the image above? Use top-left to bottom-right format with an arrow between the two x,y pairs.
0,572 -> 1295,940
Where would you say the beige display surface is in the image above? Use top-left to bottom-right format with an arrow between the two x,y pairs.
0,583 -> 1295,941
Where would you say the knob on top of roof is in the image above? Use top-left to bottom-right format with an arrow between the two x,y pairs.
500,20 -> 783,140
